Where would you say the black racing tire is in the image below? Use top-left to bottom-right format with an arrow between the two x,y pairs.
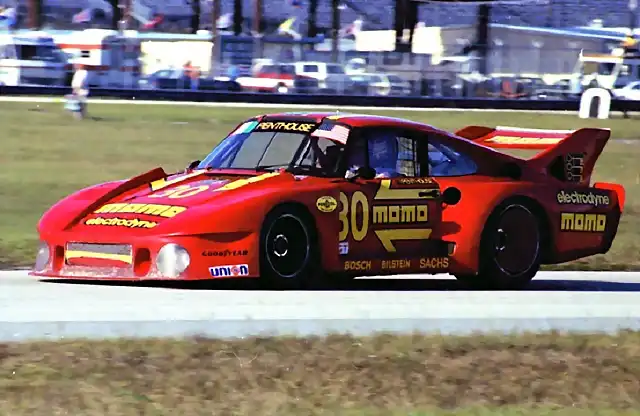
456,199 -> 542,290
258,205 -> 320,289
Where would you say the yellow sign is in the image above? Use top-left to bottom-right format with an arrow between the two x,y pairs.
85,217 -> 157,229
560,212 -> 606,232
381,259 -> 411,270
316,196 -> 338,213
486,136 -> 563,145
344,260 -> 372,271
420,257 -> 449,269
94,203 -> 186,218
256,122 -> 316,132
372,205 -> 428,224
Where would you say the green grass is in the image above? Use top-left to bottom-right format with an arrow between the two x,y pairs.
1,101 -> 639,268
2,331 -> 640,415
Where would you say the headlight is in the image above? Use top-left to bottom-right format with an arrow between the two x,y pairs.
34,241 -> 50,272
155,243 -> 190,278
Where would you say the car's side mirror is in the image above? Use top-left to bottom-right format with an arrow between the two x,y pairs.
353,166 -> 376,180
186,160 -> 200,171
441,187 -> 461,206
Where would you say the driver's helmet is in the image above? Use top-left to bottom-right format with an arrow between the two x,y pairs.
345,132 -> 400,178
368,132 -> 399,176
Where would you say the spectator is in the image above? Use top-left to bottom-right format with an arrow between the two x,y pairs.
182,60 -> 200,90
65,63 -> 90,119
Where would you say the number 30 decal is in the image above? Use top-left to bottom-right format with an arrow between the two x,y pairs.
339,191 -> 369,242
149,184 -> 209,199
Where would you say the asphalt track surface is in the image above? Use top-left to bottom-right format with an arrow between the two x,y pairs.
1,270 -> 640,341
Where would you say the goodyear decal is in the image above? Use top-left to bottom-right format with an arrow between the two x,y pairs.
94,203 -> 186,218
560,212 -> 606,232
255,121 -> 316,132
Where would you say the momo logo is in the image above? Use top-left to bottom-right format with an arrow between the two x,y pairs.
557,190 -> 610,207
560,212 -> 606,232
372,205 -> 428,224
209,264 -> 249,277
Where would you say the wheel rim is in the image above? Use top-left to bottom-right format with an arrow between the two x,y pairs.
492,205 -> 540,276
265,214 -> 310,278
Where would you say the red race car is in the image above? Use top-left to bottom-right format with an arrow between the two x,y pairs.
31,112 -> 625,289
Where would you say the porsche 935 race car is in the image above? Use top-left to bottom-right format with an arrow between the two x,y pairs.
31,112 -> 625,289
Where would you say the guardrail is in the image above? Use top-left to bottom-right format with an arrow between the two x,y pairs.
2,85 -> 640,112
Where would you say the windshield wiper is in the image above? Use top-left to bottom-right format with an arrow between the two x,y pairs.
255,164 -> 289,171
287,165 -> 328,177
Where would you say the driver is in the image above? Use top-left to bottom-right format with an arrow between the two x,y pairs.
346,132 -> 402,178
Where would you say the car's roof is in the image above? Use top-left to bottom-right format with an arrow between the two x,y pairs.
260,111 -> 448,134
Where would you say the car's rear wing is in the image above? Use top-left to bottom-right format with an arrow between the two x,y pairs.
455,125 -> 621,199
455,125 -> 581,150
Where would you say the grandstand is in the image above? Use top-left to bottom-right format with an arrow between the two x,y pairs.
0,0 -> 636,32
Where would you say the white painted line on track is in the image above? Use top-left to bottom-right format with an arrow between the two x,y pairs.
0,95 -> 589,114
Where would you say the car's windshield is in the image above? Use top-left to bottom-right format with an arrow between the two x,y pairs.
197,119 -> 350,176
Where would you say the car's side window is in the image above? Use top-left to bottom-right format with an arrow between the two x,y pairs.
396,135 -> 419,177
345,128 -> 420,178
427,134 -> 478,177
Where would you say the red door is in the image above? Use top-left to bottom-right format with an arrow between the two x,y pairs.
336,176 -> 447,276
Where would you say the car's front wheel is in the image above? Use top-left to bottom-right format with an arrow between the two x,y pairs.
456,199 -> 542,290
259,205 -> 320,289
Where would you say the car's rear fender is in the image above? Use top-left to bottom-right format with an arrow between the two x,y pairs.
437,178 -> 549,275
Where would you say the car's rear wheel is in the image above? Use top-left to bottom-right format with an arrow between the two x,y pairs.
456,199 -> 542,290
259,205 -> 320,289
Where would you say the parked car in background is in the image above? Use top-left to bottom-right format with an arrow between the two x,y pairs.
349,72 -> 412,96
235,63 -> 319,94
139,68 -> 241,91
293,61 -> 355,93
612,80 -> 640,100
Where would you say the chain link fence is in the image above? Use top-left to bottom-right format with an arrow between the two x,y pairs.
0,0 -> 637,99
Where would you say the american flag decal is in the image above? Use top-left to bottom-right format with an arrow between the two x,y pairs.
311,123 -> 350,144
